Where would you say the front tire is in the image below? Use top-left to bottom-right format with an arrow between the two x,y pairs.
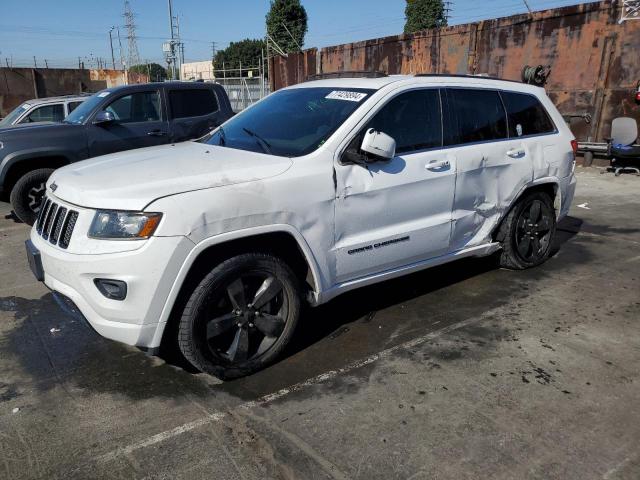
497,191 -> 556,270
178,253 -> 301,379
9,168 -> 54,225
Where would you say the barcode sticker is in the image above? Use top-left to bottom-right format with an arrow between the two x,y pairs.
98,91 -> 111,97
325,91 -> 367,102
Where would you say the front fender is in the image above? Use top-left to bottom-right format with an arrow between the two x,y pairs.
147,224 -> 324,349
0,147 -> 77,185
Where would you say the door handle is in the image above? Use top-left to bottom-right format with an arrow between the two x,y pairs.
426,159 -> 450,170
147,130 -> 166,137
507,148 -> 525,158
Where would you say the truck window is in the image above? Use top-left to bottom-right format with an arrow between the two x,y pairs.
67,101 -> 84,114
105,91 -> 161,123
447,88 -> 507,144
365,89 -> 442,153
169,89 -> 219,119
21,104 -> 65,123
501,91 -> 556,137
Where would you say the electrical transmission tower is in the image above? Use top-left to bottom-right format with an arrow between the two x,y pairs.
123,0 -> 141,70
444,1 -> 453,24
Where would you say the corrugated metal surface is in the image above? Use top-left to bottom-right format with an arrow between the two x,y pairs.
270,1 -> 640,142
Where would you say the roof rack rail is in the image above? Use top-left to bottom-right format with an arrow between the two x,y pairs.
306,70 -> 388,81
414,73 -> 522,84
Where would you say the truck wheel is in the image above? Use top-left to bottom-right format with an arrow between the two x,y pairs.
497,191 -> 556,270
178,253 -> 301,379
9,168 -> 54,225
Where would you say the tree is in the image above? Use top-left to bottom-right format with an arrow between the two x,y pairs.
214,39 -> 266,76
129,63 -> 167,82
404,0 -> 447,34
266,0 -> 307,54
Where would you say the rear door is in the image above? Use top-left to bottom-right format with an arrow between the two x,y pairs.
167,87 -> 223,142
446,87 -> 533,251
87,89 -> 169,157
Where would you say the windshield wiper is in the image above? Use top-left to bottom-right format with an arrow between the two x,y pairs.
242,127 -> 272,154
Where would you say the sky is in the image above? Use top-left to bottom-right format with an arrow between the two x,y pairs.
0,0 -> 587,69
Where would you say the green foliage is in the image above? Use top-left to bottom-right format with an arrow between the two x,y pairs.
129,63 -> 167,82
404,0 -> 447,34
214,38 -> 266,75
266,0 -> 308,53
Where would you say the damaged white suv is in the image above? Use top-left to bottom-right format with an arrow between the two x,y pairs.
26,74 -> 577,378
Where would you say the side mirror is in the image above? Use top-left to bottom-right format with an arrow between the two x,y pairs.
360,128 -> 396,162
93,111 -> 115,125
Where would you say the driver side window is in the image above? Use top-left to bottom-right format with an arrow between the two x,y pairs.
367,89 -> 443,154
104,91 -> 161,123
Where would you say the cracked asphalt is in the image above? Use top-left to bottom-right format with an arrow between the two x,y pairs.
1,167 -> 639,479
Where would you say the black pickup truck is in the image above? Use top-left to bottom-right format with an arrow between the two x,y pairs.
0,81 -> 233,224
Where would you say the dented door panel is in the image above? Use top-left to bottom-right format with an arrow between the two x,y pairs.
334,150 -> 455,283
450,139 -> 533,251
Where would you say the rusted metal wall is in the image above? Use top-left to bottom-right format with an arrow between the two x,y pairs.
271,1 -> 640,142
0,68 -> 147,117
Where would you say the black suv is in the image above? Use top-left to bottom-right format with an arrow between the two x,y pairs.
0,81 -> 233,224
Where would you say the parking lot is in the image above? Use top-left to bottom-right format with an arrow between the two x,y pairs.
0,167 -> 639,479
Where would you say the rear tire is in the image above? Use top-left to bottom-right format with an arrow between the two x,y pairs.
497,191 -> 556,270
178,253 -> 301,379
9,168 -> 54,225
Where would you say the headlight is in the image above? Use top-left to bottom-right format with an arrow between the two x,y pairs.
88,210 -> 162,239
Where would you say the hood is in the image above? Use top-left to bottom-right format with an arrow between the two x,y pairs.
0,121 -> 67,135
49,141 -> 293,210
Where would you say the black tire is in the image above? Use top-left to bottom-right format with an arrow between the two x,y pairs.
497,191 -> 556,270
9,168 -> 54,225
178,253 -> 301,379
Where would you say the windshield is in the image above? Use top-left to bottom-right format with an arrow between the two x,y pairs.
0,104 -> 30,127
203,87 -> 375,157
64,92 -> 107,124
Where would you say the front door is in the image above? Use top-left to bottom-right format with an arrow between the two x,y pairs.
87,89 -> 169,157
334,88 -> 456,283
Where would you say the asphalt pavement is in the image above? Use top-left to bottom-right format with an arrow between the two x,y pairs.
1,167 -> 639,479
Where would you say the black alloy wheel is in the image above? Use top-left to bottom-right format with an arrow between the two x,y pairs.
178,253 -> 301,379
514,198 -> 554,263
497,190 -> 556,270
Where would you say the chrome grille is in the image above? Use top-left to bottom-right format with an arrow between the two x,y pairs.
35,196 -> 79,249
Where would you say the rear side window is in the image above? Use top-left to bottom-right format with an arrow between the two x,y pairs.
501,91 -> 556,137
366,89 -> 442,153
21,104 -> 65,123
169,89 -> 218,119
67,101 -> 83,114
448,88 -> 507,144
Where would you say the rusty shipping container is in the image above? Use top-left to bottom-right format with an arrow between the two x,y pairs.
270,1 -> 640,143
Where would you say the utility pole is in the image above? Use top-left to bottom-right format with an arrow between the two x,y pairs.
211,41 -> 216,60
167,0 -> 176,79
116,26 -> 125,70
109,26 -> 116,69
33,56 -> 37,68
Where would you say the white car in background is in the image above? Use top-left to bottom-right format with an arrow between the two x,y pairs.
26,74 -> 577,379
0,94 -> 89,127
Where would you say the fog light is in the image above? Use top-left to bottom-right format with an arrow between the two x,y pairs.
94,278 -> 127,300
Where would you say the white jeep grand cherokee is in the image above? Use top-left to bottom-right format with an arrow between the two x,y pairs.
26,74 -> 577,378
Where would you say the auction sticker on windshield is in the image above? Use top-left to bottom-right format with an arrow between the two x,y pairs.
325,91 -> 368,102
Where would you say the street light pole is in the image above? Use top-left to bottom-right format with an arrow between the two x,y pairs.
108,26 -> 116,70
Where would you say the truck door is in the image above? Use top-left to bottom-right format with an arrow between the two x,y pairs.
167,87 -> 225,143
87,89 -> 169,157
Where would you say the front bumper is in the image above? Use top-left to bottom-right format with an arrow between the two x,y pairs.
30,229 -> 194,347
